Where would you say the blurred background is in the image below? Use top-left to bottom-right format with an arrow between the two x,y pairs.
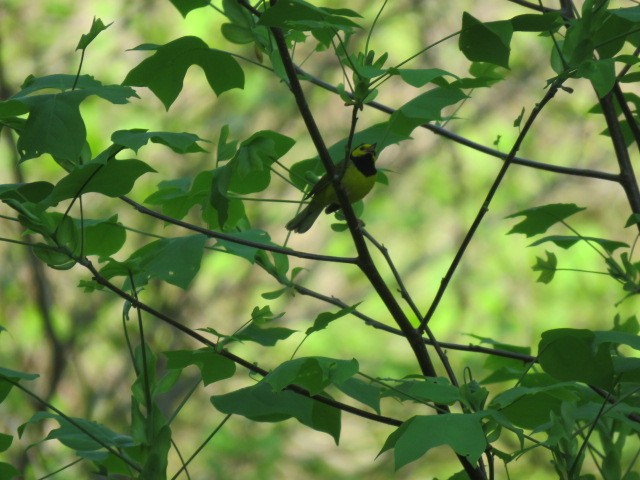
0,0 -> 637,478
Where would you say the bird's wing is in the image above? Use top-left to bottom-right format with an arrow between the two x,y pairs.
303,159 -> 346,199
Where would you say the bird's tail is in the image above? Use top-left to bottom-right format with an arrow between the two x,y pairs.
285,204 -> 323,233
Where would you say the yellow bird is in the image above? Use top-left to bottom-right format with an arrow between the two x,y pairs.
286,143 -> 378,233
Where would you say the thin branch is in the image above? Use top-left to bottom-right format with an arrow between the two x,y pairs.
419,78 -> 566,332
119,196 -> 358,264
613,83 -> 640,156
292,282 -> 537,363
361,229 -> 460,387
297,67 -> 620,183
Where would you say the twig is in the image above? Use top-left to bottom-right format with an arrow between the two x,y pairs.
361,229 -> 460,386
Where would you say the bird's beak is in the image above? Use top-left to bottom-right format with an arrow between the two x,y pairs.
368,143 -> 377,153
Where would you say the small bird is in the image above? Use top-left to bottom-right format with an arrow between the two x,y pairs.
286,143 -> 378,233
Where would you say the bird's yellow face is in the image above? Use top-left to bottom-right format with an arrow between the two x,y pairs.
351,143 -> 377,159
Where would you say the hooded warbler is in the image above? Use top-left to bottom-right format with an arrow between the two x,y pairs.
286,143 -> 378,233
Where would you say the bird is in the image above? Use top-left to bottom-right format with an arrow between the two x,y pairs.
286,143 -> 378,233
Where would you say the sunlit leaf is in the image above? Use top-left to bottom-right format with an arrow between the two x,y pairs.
165,348 -> 236,385
124,36 -> 244,109
538,329 -> 615,391
265,357 -> 359,396
211,381 -> 341,443
76,17 -> 113,50
379,414 -> 486,470
305,304 -> 358,335
530,235 -> 628,253
111,129 -> 207,153
459,13 -> 513,68
532,250 -> 557,284
168,0 -> 209,17
506,204 -> 585,237
235,323 -> 296,346
45,159 -> 156,206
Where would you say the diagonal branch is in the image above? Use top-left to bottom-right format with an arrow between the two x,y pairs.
599,91 -> 640,234
419,78 -> 566,333
120,196 -> 358,264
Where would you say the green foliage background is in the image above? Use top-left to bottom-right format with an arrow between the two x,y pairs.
1,0 -> 639,479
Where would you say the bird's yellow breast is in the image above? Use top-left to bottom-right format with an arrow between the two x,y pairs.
312,162 -> 376,208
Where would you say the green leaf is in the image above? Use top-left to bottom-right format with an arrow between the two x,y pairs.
101,234 -> 207,289
529,235 -> 628,253
262,288 -> 286,300
489,381 -> 578,429
133,234 -> 207,289
0,99 -> 29,118
0,182 -> 54,203
76,17 -> 112,50
144,177 -> 194,219
390,68 -> 459,87
334,377 -> 381,413
20,411 -> 135,452
16,92 -> 86,162
381,377 -> 461,405
211,381 -> 341,443
0,367 -> 38,402
305,304 -> 358,335
45,159 -> 155,206
594,12 -> 634,59
221,24 -> 254,44
222,0 -> 253,25
217,125 -> 237,162
575,58 -> 616,97
610,6 -> 640,22
227,130 -> 296,194
538,329 -> 615,391
111,129 -> 207,153
0,433 -> 12,453
250,305 -> 285,324
265,357 -> 359,396
123,36 -> 244,110
459,13 -> 513,68
14,74 -> 137,104
164,348 -> 236,385
379,414 -> 486,470
75,215 -> 126,259
510,12 -> 562,32
506,203 -> 585,237
235,322 -> 296,346
388,87 -> 467,136
595,330 -> 640,351
0,462 -> 19,479
532,251 -> 557,284
612,314 -> 639,334
258,0 -> 361,32
168,0 -> 209,17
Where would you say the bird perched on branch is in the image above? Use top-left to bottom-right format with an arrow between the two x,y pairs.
286,143 -> 378,233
